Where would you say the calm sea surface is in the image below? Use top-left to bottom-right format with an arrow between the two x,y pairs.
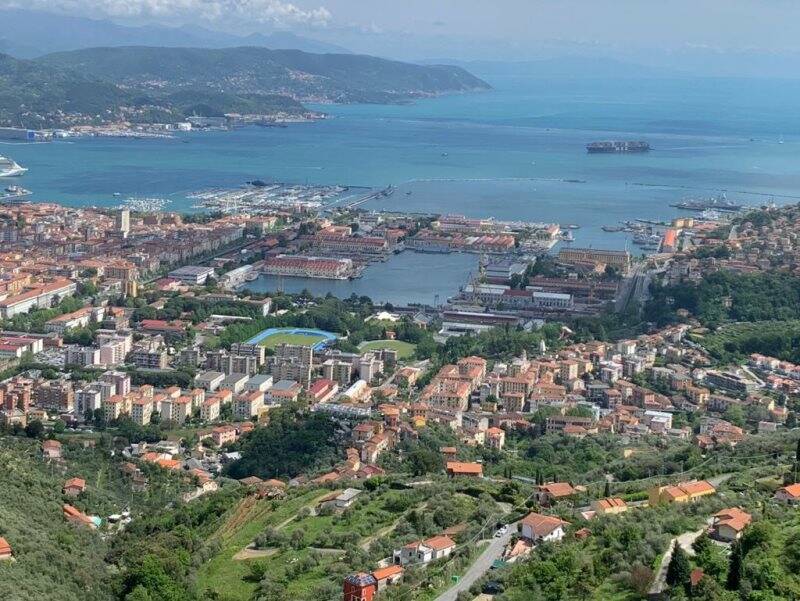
5,75 -> 800,303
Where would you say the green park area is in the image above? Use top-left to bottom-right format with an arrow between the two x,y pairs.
358,339 -> 417,359
259,332 -> 329,349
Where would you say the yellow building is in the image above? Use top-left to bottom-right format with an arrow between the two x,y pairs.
648,480 -> 716,506
591,497 -> 628,515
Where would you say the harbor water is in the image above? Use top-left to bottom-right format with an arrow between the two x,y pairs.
5,74 -> 800,303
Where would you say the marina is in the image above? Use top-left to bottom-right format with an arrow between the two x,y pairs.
188,182 -> 351,214
117,197 -> 172,212
1,185 -> 31,202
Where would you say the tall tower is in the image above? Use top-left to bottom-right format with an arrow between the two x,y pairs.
115,209 -> 130,239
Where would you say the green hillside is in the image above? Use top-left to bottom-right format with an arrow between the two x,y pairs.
0,53 -> 128,127
39,46 -> 491,103
0,436 -> 190,601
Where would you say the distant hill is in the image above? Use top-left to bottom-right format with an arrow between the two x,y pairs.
39,46 -> 491,104
0,8 -> 349,58
0,53 -> 129,127
0,45 -> 488,127
0,52 -> 309,128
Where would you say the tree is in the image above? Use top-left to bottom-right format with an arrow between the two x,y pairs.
406,446 -> 442,476
666,542 -> 691,589
628,563 -> 654,596
727,540 -> 743,591
25,419 -> 44,439
125,586 -> 153,601
724,405 -> 745,428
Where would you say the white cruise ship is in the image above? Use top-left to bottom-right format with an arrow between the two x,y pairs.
0,156 -> 27,177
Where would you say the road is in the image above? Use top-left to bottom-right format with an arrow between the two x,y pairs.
648,526 -> 705,596
434,527 -> 514,601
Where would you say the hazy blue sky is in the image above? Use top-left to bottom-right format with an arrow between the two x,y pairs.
8,0 -> 800,51
7,0 -> 800,69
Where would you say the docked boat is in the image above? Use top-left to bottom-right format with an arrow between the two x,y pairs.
0,156 -> 27,177
1,185 -> 31,200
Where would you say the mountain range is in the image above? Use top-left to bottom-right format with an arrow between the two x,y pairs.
0,46 -> 489,128
0,9 -> 350,58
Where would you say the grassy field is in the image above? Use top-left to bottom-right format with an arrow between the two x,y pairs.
358,339 -> 416,359
698,319 -> 800,363
258,332 -> 329,349
195,489 -> 327,600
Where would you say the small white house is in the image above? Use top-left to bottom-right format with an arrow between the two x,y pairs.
519,512 -> 569,544
393,535 -> 456,566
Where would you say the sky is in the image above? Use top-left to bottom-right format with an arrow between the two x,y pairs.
5,0 -> 800,66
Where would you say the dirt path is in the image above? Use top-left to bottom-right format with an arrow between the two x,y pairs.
274,491 -> 335,530
233,547 -> 278,560
360,501 -> 429,551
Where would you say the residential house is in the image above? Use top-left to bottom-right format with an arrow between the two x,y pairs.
648,480 -> 716,505
775,483 -> 800,504
534,482 -> 577,506
63,477 -> 86,498
520,512 -> 570,544
591,497 -> 628,515
42,439 -> 62,460
445,461 -> 483,478
711,507 -> 752,542
0,537 -> 11,560
393,535 -> 456,566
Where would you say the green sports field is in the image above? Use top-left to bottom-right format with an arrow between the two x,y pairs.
358,339 -> 416,359
258,332 -> 329,349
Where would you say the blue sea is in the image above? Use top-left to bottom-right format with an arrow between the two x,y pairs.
5,74 -> 800,304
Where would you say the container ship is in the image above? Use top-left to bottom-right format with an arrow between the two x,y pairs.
670,193 -> 743,212
586,141 -> 650,153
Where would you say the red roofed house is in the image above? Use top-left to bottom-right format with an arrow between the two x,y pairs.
520,512 -> 570,544
445,461 -> 483,478
534,482 -> 577,506
0,537 -> 11,560
63,477 -> 86,498
42,439 -> 62,460
649,480 -> 716,506
393,535 -> 456,565
711,507 -> 752,542
775,483 -> 800,505
63,504 -> 97,529
485,426 -> 506,450
591,497 -> 628,516
371,565 -> 403,590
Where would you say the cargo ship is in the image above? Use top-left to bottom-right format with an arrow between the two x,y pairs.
586,141 -> 650,153
670,193 -> 743,212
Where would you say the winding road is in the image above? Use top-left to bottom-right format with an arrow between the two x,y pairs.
434,526 -> 515,601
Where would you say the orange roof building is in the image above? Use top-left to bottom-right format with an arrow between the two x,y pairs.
591,497 -> 628,515
775,482 -> 800,504
445,461 -> 483,477
0,537 -> 12,560
649,480 -> 716,506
